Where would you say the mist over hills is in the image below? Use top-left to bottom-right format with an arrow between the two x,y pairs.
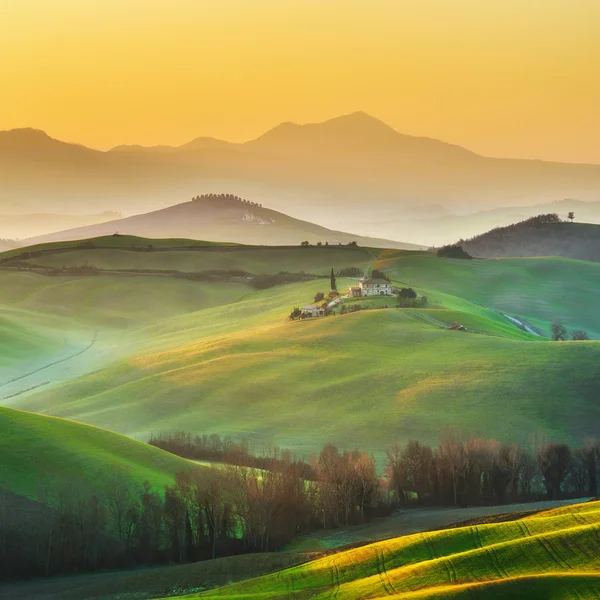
2,113 -> 600,245
24,194 -> 423,249
0,211 -> 120,240
405,199 -> 600,246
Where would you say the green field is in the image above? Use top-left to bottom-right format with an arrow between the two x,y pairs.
0,406 -> 193,498
376,251 -> 600,338
3,234 -> 376,275
178,500 -> 600,599
1,239 -> 599,458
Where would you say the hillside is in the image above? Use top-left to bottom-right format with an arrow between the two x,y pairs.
2,239 -> 599,456
184,500 -> 600,599
458,215 -> 600,262
3,114 -> 600,246
22,195 -> 423,249
0,407 -> 192,498
386,199 -> 600,247
0,211 -> 120,240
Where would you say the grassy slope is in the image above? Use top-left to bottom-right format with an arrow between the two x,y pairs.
375,251 -> 600,338
181,500 -> 600,599
4,239 -> 375,275
3,240 -> 600,455
0,406 -> 193,498
0,235 -> 235,258
14,304 -> 600,455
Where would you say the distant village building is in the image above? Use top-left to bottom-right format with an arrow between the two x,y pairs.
358,278 -> 393,296
300,304 -> 326,318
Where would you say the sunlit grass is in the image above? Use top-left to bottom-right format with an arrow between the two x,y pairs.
180,501 -> 600,599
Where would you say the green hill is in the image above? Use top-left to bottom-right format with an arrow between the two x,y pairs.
374,250 -> 600,338
2,238 -> 600,457
1,234 -> 376,275
457,215 -> 600,263
178,500 -> 600,599
0,406 -> 192,498
15,307 -> 599,456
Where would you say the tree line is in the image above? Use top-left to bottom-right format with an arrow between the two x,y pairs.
3,431 -> 597,582
192,193 -> 263,207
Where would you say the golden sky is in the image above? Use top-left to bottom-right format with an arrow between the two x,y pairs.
1,0 -> 599,163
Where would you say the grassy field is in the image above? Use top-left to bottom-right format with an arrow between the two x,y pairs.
176,499 -> 600,599
0,407 -> 193,498
376,251 -> 600,338
2,238 -> 600,457
12,305 -> 600,456
3,234 -> 376,275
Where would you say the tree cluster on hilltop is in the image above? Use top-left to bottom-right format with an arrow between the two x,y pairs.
457,212 -> 600,262
193,193 -> 262,207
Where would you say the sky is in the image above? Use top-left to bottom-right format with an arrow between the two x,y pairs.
1,0 -> 599,163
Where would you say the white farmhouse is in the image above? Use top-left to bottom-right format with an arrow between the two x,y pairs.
359,278 -> 393,296
300,304 -> 326,318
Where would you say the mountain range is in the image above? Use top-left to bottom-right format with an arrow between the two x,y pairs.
2,112 -> 600,245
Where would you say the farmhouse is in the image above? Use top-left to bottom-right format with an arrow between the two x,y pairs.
300,304 -> 326,318
358,278 -> 393,296
348,286 -> 362,298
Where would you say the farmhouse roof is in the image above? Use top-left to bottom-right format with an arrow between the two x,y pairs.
301,304 -> 322,310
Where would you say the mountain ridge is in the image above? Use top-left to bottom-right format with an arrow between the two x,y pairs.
3,113 -> 600,242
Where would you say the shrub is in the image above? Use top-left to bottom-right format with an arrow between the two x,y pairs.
314,292 -> 325,302
398,287 -> 417,299
571,330 -> 589,341
436,245 -> 473,259
371,269 -> 390,281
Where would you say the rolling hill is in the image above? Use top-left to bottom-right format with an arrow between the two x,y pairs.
21,195 -> 423,249
4,114 -> 600,246
2,238 -> 599,458
182,500 -> 600,599
457,216 -> 600,262
383,199 -> 600,247
0,406 -> 192,499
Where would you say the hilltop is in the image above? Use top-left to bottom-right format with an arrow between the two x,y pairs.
458,214 -> 600,262
22,194 -> 423,249
3,115 -> 600,245
388,199 -> 600,247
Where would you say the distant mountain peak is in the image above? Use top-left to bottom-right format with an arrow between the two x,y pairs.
2,127 -> 51,140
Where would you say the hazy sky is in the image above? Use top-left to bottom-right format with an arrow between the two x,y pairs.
2,0 -> 599,163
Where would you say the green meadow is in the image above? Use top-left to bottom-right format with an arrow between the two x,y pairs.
5,234 -> 376,275
1,239 -> 599,458
178,500 -> 600,599
0,406 -> 194,498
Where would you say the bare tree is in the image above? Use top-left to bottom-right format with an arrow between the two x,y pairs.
438,430 -> 465,506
